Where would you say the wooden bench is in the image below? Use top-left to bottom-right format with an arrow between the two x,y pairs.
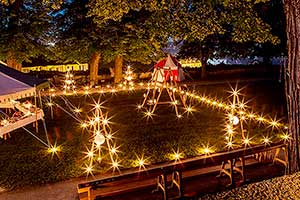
78,141 -> 288,200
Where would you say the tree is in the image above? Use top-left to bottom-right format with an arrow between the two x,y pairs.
252,0 -> 286,63
0,0 -> 56,70
176,0 -> 280,77
88,1 -> 169,83
53,0 -> 108,86
283,0 -> 300,173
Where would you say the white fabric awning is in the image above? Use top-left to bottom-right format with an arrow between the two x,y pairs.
0,71 -> 36,103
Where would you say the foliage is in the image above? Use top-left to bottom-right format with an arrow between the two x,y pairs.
88,1 -> 169,64
177,0 -> 282,62
52,0 -> 99,64
0,0 -> 59,66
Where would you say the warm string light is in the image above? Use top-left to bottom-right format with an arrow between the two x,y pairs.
47,144 -> 61,156
63,69 -> 77,94
122,65 -> 135,90
171,87 -> 287,129
197,146 -> 214,155
135,154 -> 149,171
44,81 -> 291,174
170,149 -> 183,162
46,77 -> 287,132
79,97 -> 120,175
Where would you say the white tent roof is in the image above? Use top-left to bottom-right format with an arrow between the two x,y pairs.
164,54 -> 179,70
0,64 -> 48,103
0,71 -> 31,94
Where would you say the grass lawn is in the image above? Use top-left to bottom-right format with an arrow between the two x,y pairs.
0,80 -> 287,189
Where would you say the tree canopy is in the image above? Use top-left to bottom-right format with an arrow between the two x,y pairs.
0,0 -> 57,69
177,0 -> 282,61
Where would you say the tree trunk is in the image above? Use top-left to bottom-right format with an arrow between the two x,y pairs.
201,57 -> 208,79
284,0 -> 300,173
6,51 -> 22,71
89,51 -> 100,87
114,54 -> 123,83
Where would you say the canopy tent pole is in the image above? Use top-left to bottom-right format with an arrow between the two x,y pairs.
38,90 -> 50,145
34,86 -> 38,133
49,95 -> 54,120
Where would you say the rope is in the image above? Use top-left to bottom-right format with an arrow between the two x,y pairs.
22,126 -> 50,147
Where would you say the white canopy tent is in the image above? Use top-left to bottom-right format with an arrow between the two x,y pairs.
0,63 -> 48,104
0,71 -> 36,104
0,63 -> 49,144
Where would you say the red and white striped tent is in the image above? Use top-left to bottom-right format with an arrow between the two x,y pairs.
153,54 -> 185,82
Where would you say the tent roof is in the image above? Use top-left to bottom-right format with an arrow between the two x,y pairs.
0,63 -> 48,87
0,63 -> 49,103
154,55 -> 182,69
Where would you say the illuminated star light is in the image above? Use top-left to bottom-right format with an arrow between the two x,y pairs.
111,160 -> 121,173
242,137 -> 252,147
199,145 -> 214,155
102,114 -> 114,126
226,141 -> 234,149
262,136 -> 272,145
81,122 -> 88,128
74,108 -> 82,113
143,110 -> 154,120
83,164 -> 94,176
47,144 -> 61,156
269,118 -> 281,129
281,133 -> 291,141
171,149 -> 183,162
185,106 -> 195,114
110,144 -> 120,154
228,85 -> 244,98
135,154 -> 149,171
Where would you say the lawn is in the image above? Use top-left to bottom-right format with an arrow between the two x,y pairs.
0,80 -> 287,189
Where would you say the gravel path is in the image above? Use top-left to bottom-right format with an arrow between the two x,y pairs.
0,178 -> 79,200
201,172 -> 300,200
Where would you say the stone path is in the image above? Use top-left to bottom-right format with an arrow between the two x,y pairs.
0,178 -> 79,200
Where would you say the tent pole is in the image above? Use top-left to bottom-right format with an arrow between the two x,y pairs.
41,118 -> 50,145
34,85 -> 38,133
38,91 -> 50,145
49,95 -> 54,120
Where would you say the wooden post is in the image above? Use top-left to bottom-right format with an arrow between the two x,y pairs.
34,86 -> 38,133
49,95 -> 54,120
229,159 -> 235,187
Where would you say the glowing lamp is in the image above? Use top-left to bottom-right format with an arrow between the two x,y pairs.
94,134 -> 105,146
230,116 -> 239,125
103,119 -> 108,125
139,160 -> 144,166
